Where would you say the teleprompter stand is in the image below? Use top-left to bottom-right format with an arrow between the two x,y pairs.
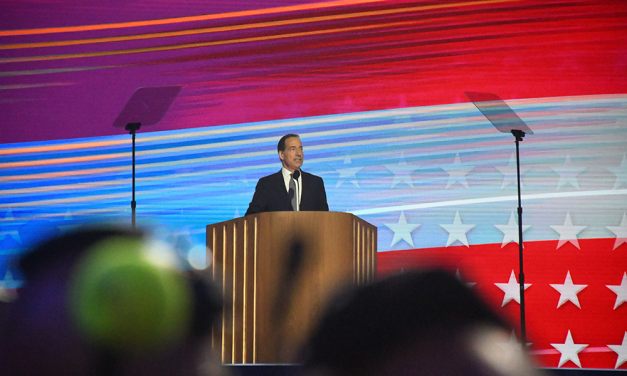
113,86 -> 181,229
465,91 -> 533,346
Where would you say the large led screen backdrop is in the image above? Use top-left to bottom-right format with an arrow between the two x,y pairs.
1,0 -> 627,370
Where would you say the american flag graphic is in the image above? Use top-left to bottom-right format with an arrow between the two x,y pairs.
2,94 -> 626,369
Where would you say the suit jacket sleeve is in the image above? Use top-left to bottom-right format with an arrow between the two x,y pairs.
245,176 -> 271,216
315,175 -> 329,211
301,171 -> 329,212
245,172 -> 293,216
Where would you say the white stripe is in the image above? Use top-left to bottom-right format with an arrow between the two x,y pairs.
349,189 -> 627,216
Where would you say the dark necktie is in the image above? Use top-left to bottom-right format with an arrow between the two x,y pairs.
290,174 -> 297,211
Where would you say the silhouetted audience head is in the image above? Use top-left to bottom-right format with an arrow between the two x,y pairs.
301,269 -> 544,376
0,227 -> 222,376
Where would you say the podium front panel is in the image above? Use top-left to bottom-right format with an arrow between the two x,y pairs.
207,211 -> 376,364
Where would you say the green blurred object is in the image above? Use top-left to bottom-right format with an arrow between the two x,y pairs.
69,236 -> 192,352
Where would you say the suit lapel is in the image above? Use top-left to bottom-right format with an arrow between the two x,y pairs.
299,170 -> 311,209
274,170 -> 292,207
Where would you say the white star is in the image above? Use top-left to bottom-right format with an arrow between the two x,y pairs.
0,229 -> 21,243
384,211 -> 421,247
440,211 -> 475,247
384,153 -> 418,188
608,332 -> 627,369
608,154 -> 627,189
607,272 -> 627,309
2,208 -> 15,221
551,155 -> 585,190
494,270 -> 531,307
550,271 -> 588,308
336,156 -> 363,188
227,177 -> 249,186
550,212 -> 587,249
497,331 -> 521,351
455,269 -> 476,288
495,153 -> 528,189
0,270 -> 21,289
441,153 -> 474,188
496,330 -> 532,351
475,328 -> 532,374
0,209 -> 21,243
551,330 -> 588,368
607,213 -> 627,250
234,208 -> 240,218
57,210 -> 78,233
494,212 -> 531,248
0,270 -> 20,303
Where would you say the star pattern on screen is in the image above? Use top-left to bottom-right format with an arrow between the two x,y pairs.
384,211 -> 421,248
551,330 -> 588,368
608,332 -> 627,369
552,155 -> 586,190
494,270 -> 532,307
495,153 -> 528,189
441,153 -> 474,189
608,154 -> 627,189
550,212 -> 587,250
550,271 -> 588,309
335,155 -> 363,188
384,153 -> 419,189
606,213 -> 627,250
440,211 -> 475,247
494,211 -> 531,248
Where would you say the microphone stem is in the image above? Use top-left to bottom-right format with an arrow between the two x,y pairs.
295,179 -> 299,211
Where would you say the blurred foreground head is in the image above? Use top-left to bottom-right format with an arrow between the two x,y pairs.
0,227 -> 221,376
301,269 -> 544,376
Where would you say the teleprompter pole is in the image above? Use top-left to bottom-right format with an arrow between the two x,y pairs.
125,122 -> 141,230
464,91 -> 533,347
512,129 -> 526,347
113,86 -> 182,231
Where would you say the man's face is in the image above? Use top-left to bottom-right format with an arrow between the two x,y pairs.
279,137 -> 303,172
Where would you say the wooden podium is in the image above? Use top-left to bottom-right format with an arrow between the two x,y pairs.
206,211 -> 377,364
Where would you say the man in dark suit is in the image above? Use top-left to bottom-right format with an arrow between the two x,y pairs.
245,134 -> 329,215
